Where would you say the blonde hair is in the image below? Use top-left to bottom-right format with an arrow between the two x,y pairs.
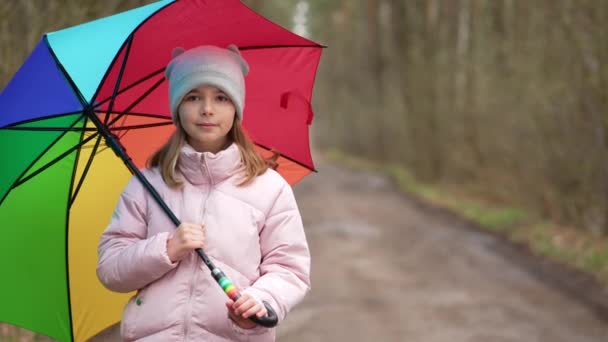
148,119 -> 277,188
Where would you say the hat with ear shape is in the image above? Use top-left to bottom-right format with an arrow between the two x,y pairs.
165,44 -> 250,123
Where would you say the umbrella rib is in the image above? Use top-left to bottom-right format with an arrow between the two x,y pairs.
105,76 -> 167,128
101,76 -> 170,142
94,68 -> 165,108
3,126 -> 92,132
44,36 -> 88,106
121,77 -> 167,116
97,112 -> 169,120
69,133 -> 104,207
11,133 -> 99,190
103,35 -> 134,125
110,122 -> 173,131
0,115 -> 85,207
0,111 -> 86,129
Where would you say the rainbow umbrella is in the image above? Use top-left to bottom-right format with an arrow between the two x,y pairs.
0,1 -> 323,341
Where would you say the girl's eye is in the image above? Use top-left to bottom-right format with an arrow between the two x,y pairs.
217,95 -> 230,103
184,94 -> 200,102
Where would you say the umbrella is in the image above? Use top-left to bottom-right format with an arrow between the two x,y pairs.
0,1 -> 323,341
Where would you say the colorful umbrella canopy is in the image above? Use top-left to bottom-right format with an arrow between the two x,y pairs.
0,1 -> 323,341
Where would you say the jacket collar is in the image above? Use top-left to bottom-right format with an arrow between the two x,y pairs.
178,143 -> 242,185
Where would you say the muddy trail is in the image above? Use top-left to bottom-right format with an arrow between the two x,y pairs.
275,156 -> 608,342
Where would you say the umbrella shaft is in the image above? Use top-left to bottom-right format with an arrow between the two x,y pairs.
196,248 -> 216,271
86,108 -> 181,226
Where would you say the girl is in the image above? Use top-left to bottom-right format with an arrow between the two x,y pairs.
96,45 -> 310,341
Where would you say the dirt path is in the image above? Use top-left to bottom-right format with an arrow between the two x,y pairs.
276,157 -> 608,342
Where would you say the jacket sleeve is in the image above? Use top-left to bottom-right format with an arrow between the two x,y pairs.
96,175 -> 178,293
242,182 -> 311,323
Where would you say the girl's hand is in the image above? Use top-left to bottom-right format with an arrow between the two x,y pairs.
225,294 -> 267,329
166,223 -> 205,262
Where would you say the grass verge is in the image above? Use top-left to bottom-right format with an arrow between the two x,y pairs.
325,148 -> 608,287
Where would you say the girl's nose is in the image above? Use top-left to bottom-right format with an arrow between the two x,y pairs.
201,99 -> 213,115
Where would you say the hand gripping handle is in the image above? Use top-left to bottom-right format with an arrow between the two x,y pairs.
211,267 -> 279,328
247,300 -> 278,328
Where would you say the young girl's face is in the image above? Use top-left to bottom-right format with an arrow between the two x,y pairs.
178,85 -> 236,153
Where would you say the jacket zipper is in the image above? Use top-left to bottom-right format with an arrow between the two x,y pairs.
183,248 -> 200,341
183,155 -> 215,341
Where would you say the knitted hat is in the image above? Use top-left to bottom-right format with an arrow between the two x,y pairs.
165,44 -> 249,123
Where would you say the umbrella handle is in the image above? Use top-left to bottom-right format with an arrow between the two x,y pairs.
249,301 -> 279,328
210,264 -> 279,328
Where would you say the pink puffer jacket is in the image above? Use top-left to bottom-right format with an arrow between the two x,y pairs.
97,143 -> 310,341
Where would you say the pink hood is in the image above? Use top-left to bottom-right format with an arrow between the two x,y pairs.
97,143 -> 310,341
